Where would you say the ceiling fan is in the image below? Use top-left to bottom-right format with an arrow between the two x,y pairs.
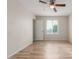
39,0 -> 66,12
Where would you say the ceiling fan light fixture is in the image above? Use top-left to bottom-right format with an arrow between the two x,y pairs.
49,5 -> 55,9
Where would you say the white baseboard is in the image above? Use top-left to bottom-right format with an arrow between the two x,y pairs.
8,41 -> 33,59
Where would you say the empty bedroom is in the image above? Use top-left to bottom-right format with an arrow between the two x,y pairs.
7,0 -> 72,59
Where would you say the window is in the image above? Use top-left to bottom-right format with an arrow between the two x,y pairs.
46,20 -> 59,34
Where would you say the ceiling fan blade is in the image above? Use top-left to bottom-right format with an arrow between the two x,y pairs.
53,7 -> 57,12
55,4 -> 66,7
39,0 -> 47,4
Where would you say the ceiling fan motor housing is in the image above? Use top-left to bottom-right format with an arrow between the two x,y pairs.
50,0 -> 55,5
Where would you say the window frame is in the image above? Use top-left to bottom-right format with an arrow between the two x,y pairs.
46,20 -> 59,35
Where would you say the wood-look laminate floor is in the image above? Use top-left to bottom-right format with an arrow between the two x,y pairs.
10,40 -> 72,59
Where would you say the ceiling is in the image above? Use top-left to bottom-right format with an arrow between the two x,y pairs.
18,0 -> 72,16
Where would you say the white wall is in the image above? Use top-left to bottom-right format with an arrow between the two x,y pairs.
7,0 -> 34,58
68,14 -> 72,43
35,16 -> 69,40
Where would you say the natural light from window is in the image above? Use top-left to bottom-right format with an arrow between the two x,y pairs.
46,20 -> 59,34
